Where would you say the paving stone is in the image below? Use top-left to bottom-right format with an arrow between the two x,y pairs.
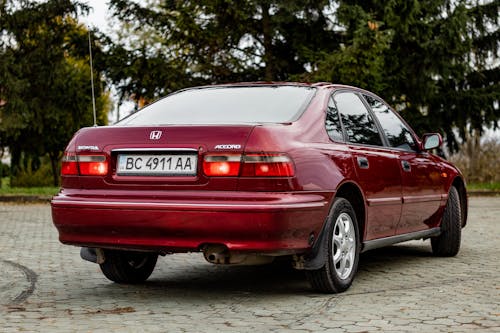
0,197 -> 499,332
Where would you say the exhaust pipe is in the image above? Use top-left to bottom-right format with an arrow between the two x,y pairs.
203,244 -> 230,264
202,244 -> 274,265
80,247 -> 105,264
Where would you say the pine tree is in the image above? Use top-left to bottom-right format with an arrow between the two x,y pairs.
106,0 -> 338,104
105,0 -> 499,149
309,0 -> 500,150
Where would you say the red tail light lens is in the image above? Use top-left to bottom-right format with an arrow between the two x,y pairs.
60,153 -> 108,176
61,153 -> 78,175
203,153 -> 295,177
203,154 -> 241,176
78,155 -> 108,176
241,154 -> 295,177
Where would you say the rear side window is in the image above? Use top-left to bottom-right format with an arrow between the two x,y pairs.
325,97 -> 344,142
118,86 -> 316,125
334,92 -> 383,146
364,95 -> 417,151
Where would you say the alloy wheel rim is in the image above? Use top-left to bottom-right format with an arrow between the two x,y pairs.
332,212 -> 356,280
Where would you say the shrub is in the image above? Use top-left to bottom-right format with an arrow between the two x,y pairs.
10,158 -> 55,187
449,137 -> 500,184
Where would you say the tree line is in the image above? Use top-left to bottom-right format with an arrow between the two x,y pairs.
1,0 -> 499,186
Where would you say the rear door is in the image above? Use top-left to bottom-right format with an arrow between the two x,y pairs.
362,94 -> 444,234
331,91 -> 403,240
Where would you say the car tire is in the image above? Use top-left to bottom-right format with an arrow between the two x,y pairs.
99,250 -> 158,284
306,197 -> 360,293
431,186 -> 461,257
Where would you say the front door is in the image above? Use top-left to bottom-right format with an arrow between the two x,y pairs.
397,152 -> 444,233
362,94 -> 444,234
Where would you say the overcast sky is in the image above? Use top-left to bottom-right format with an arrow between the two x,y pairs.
80,0 -> 110,31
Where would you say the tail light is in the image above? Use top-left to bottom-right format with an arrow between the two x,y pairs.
203,154 -> 241,176
78,155 -> 108,176
61,153 -> 78,175
203,153 -> 294,177
61,152 -> 108,176
241,154 -> 295,177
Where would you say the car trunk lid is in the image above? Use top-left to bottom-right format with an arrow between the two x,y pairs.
68,125 -> 255,190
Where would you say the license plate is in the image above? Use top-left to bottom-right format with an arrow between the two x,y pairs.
117,153 -> 198,176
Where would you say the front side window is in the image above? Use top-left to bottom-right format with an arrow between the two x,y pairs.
363,95 -> 416,151
118,86 -> 316,125
334,92 -> 383,146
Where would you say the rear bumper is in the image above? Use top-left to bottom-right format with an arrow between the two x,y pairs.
51,190 -> 331,255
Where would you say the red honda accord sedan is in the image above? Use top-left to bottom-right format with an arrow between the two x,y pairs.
51,82 -> 467,293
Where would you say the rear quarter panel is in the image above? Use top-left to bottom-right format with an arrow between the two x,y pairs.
240,88 -> 360,239
241,88 -> 355,192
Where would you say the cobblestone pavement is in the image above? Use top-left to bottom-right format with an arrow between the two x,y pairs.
0,197 -> 498,332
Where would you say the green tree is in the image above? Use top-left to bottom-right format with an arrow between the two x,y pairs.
308,0 -> 500,151
105,0 -> 339,105
0,0 -> 110,186
297,14 -> 391,93
104,0 -> 498,151
108,0 -> 499,150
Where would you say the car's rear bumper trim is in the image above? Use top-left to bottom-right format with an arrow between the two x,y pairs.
51,199 -> 326,211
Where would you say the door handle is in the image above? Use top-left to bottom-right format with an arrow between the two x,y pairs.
401,160 -> 411,172
357,156 -> 369,169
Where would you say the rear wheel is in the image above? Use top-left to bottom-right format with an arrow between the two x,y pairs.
431,186 -> 461,256
306,198 -> 360,293
99,250 -> 158,284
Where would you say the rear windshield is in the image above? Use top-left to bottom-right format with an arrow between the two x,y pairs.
118,86 -> 316,125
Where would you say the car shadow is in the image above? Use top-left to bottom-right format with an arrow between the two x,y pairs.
145,257 -> 311,295
360,242 -> 433,263
129,242 -> 434,295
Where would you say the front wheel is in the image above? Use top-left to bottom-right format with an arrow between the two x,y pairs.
431,186 -> 462,256
99,250 -> 158,284
306,197 -> 360,293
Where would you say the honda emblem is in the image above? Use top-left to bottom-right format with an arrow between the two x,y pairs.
149,130 -> 162,140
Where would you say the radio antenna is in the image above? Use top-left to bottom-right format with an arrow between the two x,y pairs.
88,27 -> 97,127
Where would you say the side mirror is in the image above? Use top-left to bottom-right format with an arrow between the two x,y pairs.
421,133 -> 442,151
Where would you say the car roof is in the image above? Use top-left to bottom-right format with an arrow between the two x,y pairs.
182,81 -> 332,89
182,82 -> 378,94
